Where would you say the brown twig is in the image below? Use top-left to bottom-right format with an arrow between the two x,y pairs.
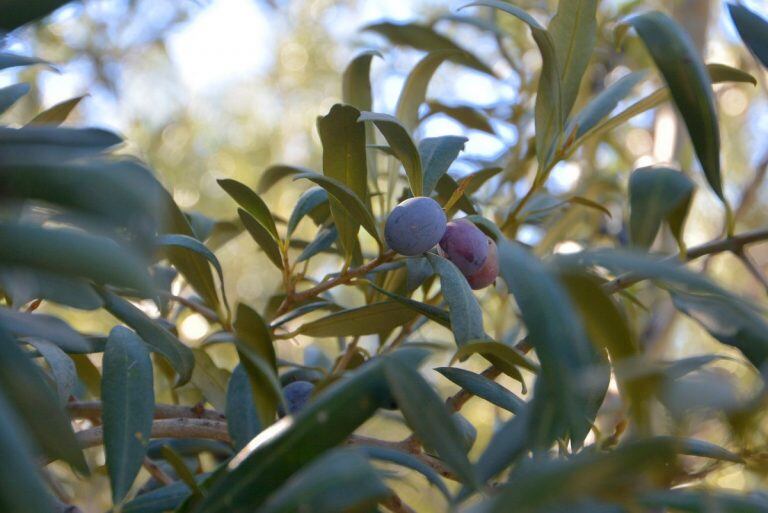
734,150 -> 768,222
603,227 -> 768,294
383,316 -> 421,353
333,336 -> 361,375
347,435 -> 459,481
381,493 -> 417,513
735,249 -> 768,295
25,298 -> 43,312
67,401 -> 226,422
160,292 -> 220,323
73,419 -> 231,452
276,250 -> 397,315
64,414 -> 462,484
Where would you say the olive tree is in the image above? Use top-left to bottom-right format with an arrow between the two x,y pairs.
2,1 -> 768,512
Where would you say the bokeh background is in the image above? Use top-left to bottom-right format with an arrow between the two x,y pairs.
4,1 -> 768,510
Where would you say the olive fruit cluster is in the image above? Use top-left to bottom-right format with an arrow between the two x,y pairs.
384,197 -> 499,289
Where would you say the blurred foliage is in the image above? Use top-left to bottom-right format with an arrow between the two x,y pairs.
1,0 -> 768,512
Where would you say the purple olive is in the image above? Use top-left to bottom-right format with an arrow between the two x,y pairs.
439,219 -> 489,275
466,237 -> 499,290
385,197 -> 447,256
283,380 -> 314,414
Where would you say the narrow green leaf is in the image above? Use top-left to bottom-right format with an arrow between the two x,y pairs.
156,234 -> 229,314
27,95 -> 85,126
234,304 -> 277,371
363,22 -> 495,76
426,253 -> 488,346
554,248 -> 735,298
0,267 -> 103,310
257,164 -> 315,193
548,0 -> 598,118
269,300 -> 341,329
226,364 -> 261,451
72,353 -> 102,397
342,52 -> 383,197
259,449 -> 389,513
728,3 -> 768,69
293,172 -> 380,245
357,445 -> 450,499
662,354 -> 734,382
465,1 -> 562,169
574,63 -> 756,148
122,477 -> 208,513
298,301 -> 417,338
0,157 -> 164,243
458,218 -> 500,245
26,338 -> 76,403
0,389 -> 54,513
207,220 -> 244,251
641,489 -> 768,512
296,226 -> 338,263
238,209 -> 284,270
497,239 -> 597,447
190,348 -> 229,412
342,51 -> 380,110
365,280 -> 451,328
342,52 -> 381,194
0,223 -> 155,297
567,196 -> 612,218
629,11 -> 723,200
317,104 -> 369,258
406,256 -> 433,292
556,271 -> 641,423
0,83 -> 29,115
707,62 -> 757,85
358,112 -> 423,197
0,307 -> 90,352
420,135 -> 468,195
234,304 -> 281,427
384,358 -> 478,487
453,340 -> 539,373
479,438 -> 677,512
218,179 -> 278,240
451,340 -> 531,390
424,101 -> 495,134
0,324 -> 88,473
629,166 -> 695,248
287,187 -> 328,236
436,366 -> 525,414
658,436 -> 743,463
433,13 -> 507,36
568,70 -> 647,140
435,173 -> 477,215
671,289 -> 768,371
472,407 -> 530,487
0,52 -> 49,71
0,126 -> 122,164
100,289 -> 194,386
396,50 -> 458,132
234,343 -> 283,425
160,445 -> 203,497
102,326 -> 155,503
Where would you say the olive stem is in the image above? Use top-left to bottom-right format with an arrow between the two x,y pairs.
275,250 -> 396,316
